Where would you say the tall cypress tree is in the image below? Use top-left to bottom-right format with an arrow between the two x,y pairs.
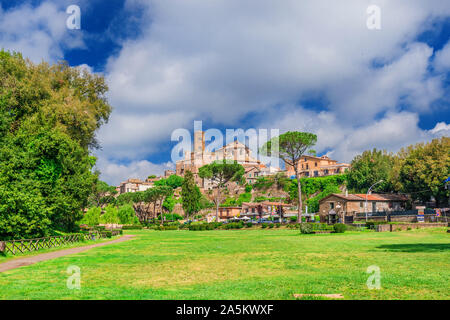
181,171 -> 202,220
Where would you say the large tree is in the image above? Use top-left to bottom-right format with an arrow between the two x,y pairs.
181,171 -> 202,220
198,160 -> 245,221
261,131 -> 317,222
399,137 -> 449,207
347,149 -> 396,193
0,51 -> 112,239
87,180 -> 118,208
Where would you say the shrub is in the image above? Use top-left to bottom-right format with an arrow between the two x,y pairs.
245,222 -> 253,228
289,216 -> 298,223
333,223 -> 346,233
269,223 -> 274,228
121,225 -> 142,230
275,223 -> 281,228
118,204 -> 139,225
261,223 -> 268,229
299,223 -> 314,234
104,231 -> 112,238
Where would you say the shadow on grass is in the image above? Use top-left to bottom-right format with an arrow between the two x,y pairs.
376,243 -> 450,252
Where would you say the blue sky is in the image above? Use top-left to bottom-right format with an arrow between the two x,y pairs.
0,0 -> 449,185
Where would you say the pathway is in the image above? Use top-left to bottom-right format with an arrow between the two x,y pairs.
0,235 -> 135,273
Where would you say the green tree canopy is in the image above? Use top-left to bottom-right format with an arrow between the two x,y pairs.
181,170 -> 202,219
198,160 -> 245,221
399,137 -> 449,206
347,149 -> 395,193
154,175 -> 184,189
117,204 -> 139,225
261,131 -> 317,222
0,51 -> 112,239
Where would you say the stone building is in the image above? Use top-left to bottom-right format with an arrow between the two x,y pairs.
318,193 -> 409,223
176,131 -> 279,189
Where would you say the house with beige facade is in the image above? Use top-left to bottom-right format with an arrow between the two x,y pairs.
118,178 -> 160,194
285,155 -> 350,178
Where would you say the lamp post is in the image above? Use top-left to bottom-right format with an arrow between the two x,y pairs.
365,180 -> 384,222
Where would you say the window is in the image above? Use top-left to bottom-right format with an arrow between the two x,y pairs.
330,202 -> 335,209
360,202 -> 364,208
306,164 -> 309,169
314,171 -> 319,177
315,162 -> 318,167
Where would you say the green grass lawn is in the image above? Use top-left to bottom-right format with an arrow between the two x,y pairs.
0,228 -> 449,300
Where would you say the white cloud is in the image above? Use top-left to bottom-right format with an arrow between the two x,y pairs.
258,106 -> 449,163
96,156 -> 174,185
434,42 -> 450,72
0,1 -> 84,63
430,122 -> 450,135
100,0 -> 450,164
0,0 -> 449,183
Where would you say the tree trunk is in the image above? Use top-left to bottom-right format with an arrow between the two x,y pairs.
215,188 -> 220,222
294,166 -> 302,223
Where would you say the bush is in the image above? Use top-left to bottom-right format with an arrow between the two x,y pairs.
289,216 -> 298,223
275,223 -> 281,228
104,231 -> 112,238
299,223 -> 314,234
155,225 -> 178,231
365,221 -> 386,229
333,223 -> 346,233
121,225 -> 142,230
261,223 -> 268,229
245,222 -> 253,228
269,223 -> 274,228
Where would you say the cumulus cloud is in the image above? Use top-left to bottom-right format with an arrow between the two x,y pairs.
99,0 -> 450,165
258,106 -> 449,163
95,156 -> 174,186
0,1 -> 84,63
0,0 -> 449,184
434,42 -> 450,72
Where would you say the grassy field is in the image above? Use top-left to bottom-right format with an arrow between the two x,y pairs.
0,228 -> 449,300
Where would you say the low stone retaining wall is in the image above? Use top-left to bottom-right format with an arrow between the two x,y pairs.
376,223 -> 447,232
354,215 -> 447,223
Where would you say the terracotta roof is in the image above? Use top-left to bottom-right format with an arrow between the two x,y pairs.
326,193 -> 408,201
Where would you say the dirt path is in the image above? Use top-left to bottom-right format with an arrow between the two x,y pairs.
0,235 -> 135,273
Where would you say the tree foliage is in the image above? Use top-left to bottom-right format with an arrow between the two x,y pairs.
117,204 -> 140,225
154,175 -> 184,189
0,51 -> 112,239
181,171 -> 202,219
399,137 -> 449,206
198,160 -> 245,221
347,149 -> 395,193
81,207 -> 101,227
261,131 -> 317,221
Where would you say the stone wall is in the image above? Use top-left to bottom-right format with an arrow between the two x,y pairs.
376,223 -> 447,232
